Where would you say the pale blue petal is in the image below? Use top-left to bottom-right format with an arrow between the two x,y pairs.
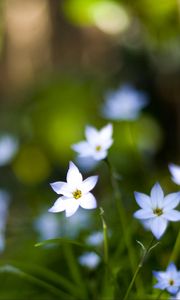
48,197 -> 66,213
167,263 -> 177,274
85,126 -> 99,145
150,217 -> 168,239
66,161 -> 83,186
80,193 -> 97,209
154,282 -> 167,290
164,192 -> 180,211
50,181 -> 66,194
71,141 -> 92,156
151,182 -> 164,208
167,286 -> 179,294
163,210 -> 180,221
169,164 -> 180,185
81,176 -> 98,193
99,124 -> 113,141
133,209 -> 155,219
65,200 -> 80,217
134,192 -> 152,209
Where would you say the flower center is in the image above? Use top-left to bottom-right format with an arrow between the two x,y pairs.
95,145 -> 102,152
72,189 -> 82,199
169,279 -> 174,286
153,208 -> 163,216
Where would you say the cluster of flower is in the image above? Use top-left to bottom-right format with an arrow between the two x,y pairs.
48,85 -> 180,298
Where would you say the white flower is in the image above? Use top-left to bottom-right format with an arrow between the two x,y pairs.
101,84 -> 148,120
169,164 -> 180,185
78,252 -> 100,269
153,263 -> 180,294
72,124 -> 113,161
170,291 -> 180,299
49,162 -> 98,217
133,183 -> 180,240
0,135 -> 18,166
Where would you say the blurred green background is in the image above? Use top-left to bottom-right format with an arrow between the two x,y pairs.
0,0 -> 180,299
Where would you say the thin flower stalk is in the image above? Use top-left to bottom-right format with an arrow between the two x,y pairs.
104,158 -> 144,293
99,207 -> 109,265
123,236 -> 155,300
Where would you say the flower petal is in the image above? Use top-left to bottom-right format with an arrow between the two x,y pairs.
99,124 -> 113,141
167,286 -> 179,295
163,210 -> 180,221
133,209 -> 155,219
150,217 -> 168,240
167,262 -> 177,274
65,200 -> 80,217
66,161 -> 83,186
92,150 -> 107,160
169,164 -> 180,185
80,193 -> 97,209
71,141 -> 92,157
85,126 -> 99,145
48,197 -> 66,213
150,182 -> 164,208
81,176 -> 98,193
50,182 -> 72,197
164,192 -> 180,211
134,192 -> 152,209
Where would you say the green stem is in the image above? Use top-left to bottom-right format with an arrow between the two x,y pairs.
168,229 -> 180,264
100,207 -> 109,265
104,158 -> 143,292
123,237 -> 155,300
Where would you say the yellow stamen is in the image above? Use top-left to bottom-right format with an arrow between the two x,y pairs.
95,145 -> 101,151
72,189 -> 82,199
153,208 -> 163,216
169,279 -> 174,286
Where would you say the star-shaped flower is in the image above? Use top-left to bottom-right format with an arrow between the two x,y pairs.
133,183 -> 180,239
169,164 -> 180,185
101,84 -> 148,121
72,124 -> 113,161
49,162 -> 98,217
153,263 -> 180,294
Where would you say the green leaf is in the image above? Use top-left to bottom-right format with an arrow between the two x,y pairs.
0,264 -> 74,299
0,261 -> 84,299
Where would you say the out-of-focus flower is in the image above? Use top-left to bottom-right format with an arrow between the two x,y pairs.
101,84 -> 148,121
72,124 -> 113,161
133,183 -> 180,239
78,252 -> 100,269
169,164 -> 180,185
170,291 -> 180,299
64,209 -> 92,238
153,263 -> 180,294
49,162 -> 98,217
86,231 -> 104,246
34,212 -> 60,240
0,135 -> 18,166
0,190 -> 10,252
75,156 -> 99,172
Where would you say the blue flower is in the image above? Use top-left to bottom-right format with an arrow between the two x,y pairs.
153,263 -> 180,294
101,84 -> 148,121
133,183 -> 180,239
